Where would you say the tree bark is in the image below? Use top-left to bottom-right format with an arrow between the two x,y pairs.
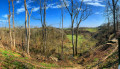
12,0 -> 16,50
27,9 -> 33,56
61,7 -> 64,54
27,15 -> 30,55
117,19 -> 119,31
75,27 -> 79,56
71,16 -> 74,56
39,0 -> 44,53
112,0 -> 116,35
8,0 -> 13,49
24,0 -> 28,55
44,0 -> 47,54
107,17 -> 110,38
71,0 -> 75,57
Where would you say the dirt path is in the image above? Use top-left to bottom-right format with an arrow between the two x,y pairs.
15,57 -> 85,69
51,64 -> 85,69
65,65 -> 84,69
92,38 -> 118,69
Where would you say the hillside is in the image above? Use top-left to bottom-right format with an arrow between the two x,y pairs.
0,46 -> 85,69
0,27 -> 119,69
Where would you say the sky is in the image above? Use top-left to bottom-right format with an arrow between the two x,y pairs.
0,0 -> 107,28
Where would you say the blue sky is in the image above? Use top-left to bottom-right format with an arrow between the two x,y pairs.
0,0 -> 107,28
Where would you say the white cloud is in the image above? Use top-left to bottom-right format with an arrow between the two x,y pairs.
2,14 -> 8,18
45,0 -> 70,9
16,0 -> 33,14
0,19 -> 8,23
87,2 -> 105,7
52,5 -> 62,8
27,0 -> 34,4
17,7 -> 25,13
33,7 -> 39,12
46,3 -> 56,9
80,0 -> 105,7
2,14 -> 12,19
16,0 -> 20,3
46,4 -> 61,9
17,4 -> 31,14
82,0 -> 103,2
16,0 -> 70,13
46,0 -> 70,9
60,0 -> 70,7
95,12 -> 103,14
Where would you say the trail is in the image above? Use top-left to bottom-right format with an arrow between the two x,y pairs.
51,64 -> 85,69
92,38 -> 118,69
15,58 -> 85,69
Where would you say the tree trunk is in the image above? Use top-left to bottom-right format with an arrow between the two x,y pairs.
117,20 -> 119,31
75,27 -> 79,56
12,0 -> 16,50
39,0 -> 44,53
27,15 -> 30,55
42,26 -> 45,53
61,7 -> 64,54
71,16 -> 74,56
44,0 -> 47,54
8,0 -> 13,49
112,0 -> 116,35
71,0 -> 74,57
108,19 -> 109,30
24,0 -> 28,54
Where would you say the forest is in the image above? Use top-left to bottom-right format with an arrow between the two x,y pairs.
0,0 -> 120,69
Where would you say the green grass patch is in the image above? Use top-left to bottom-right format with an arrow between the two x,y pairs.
66,35 -> 84,41
0,48 -> 21,58
40,62 -> 58,67
65,34 -> 97,54
65,35 -> 86,47
39,67 -> 50,69
0,48 -> 36,69
83,28 -> 97,32
2,57 -> 35,69
0,48 -> 53,69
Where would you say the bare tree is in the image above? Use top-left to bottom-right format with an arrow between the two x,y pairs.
108,0 -> 119,34
63,0 -> 87,56
24,0 -> 28,54
104,0 -> 111,38
61,7 -> 64,54
112,0 -> 117,34
116,5 -> 120,31
27,9 -> 33,56
75,1 -> 91,56
63,0 -> 77,56
8,0 -> 13,49
59,0 -> 64,54
34,0 -> 47,54
107,2 -> 110,29
12,0 -> 16,50
43,0 -> 47,54
39,0 -> 45,53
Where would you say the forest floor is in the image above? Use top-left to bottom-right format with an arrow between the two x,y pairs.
0,28 -> 97,69
0,46 -> 85,69
0,28 -> 118,69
